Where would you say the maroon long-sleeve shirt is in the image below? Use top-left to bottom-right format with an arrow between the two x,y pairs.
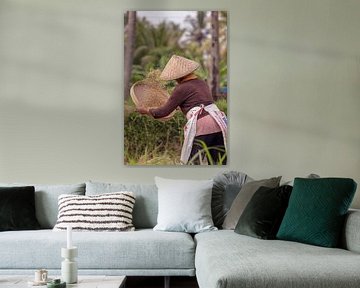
149,79 -> 214,119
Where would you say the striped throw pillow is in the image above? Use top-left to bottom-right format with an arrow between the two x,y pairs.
53,192 -> 136,231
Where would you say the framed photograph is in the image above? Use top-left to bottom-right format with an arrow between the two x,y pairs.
124,11 -> 228,166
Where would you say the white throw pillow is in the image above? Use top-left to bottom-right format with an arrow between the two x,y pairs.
53,192 -> 135,231
153,177 -> 217,233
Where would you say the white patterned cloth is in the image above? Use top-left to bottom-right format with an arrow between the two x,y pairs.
181,104 -> 227,164
53,192 -> 136,231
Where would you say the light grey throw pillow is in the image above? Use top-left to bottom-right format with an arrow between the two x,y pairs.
153,177 -> 217,233
222,176 -> 281,230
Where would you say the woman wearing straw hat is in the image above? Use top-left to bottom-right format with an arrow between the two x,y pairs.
137,55 -> 227,165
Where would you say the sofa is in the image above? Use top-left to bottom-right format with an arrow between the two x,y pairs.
0,177 -> 360,288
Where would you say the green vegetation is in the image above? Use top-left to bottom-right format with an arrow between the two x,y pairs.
129,13 -> 228,95
124,109 -> 186,165
188,140 -> 227,165
214,98 -> 227,115
124,100 -> 227,165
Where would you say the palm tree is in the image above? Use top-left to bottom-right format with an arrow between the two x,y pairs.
210,11 -> 220,100
131,18 -> 185,82
184,11 -> 208,46
219,11 -> 228,92
124,11 -> 136,100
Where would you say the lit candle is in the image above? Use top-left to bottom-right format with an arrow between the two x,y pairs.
67,225 -> 72,249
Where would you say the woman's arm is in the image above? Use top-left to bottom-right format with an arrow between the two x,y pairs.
148,91 -> 183,119
136,85 -> 186,118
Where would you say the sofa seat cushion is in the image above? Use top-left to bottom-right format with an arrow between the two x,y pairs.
195,230 -> 360,288
0,229 -> 195,270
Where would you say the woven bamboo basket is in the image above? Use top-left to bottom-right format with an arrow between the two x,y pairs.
130,81 -> 175,120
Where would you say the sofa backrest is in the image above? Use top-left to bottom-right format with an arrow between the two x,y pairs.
86,181 -> 158,229
0,183 -> 86,229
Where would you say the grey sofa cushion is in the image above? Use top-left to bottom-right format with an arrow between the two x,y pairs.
0,183 -> 85,228
0,229 -> 195,271
212,171 -> 249,228
342,209 -> 360,253
222,176 -> 281,229
234,185 -> 292,240
195,230 -> 360,288
86,181 -> 158,229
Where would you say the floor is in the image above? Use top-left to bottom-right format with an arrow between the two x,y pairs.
126,276 -> 199,288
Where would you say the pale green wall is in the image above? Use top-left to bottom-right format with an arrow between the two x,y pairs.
0,0 -> 359,207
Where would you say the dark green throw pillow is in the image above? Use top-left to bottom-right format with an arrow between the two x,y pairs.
0,186 -> 41,231
277,178 -> 357,248
234,185 -> 292,239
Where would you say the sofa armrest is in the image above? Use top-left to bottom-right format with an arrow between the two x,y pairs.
342,209 -> 360,253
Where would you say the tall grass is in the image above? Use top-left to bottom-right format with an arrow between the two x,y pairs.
124,99 -> 227,165
187,140 -> 227,165
124,111 -> 186,165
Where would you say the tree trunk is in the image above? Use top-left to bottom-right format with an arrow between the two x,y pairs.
124,11 -> 136,100
210,11 -> 220,101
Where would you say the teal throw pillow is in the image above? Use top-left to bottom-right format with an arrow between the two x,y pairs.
277,178 -> 357,247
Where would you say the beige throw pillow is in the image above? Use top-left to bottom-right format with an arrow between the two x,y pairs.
222,176 -> 281,230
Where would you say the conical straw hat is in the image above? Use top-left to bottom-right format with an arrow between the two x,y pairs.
130,80 -> 175,120
160,55 -> 200,81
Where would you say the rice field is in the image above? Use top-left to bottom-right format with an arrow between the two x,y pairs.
124,99 -> 227,166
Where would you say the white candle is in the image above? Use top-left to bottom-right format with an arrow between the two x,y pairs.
67,225 -> 72,249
